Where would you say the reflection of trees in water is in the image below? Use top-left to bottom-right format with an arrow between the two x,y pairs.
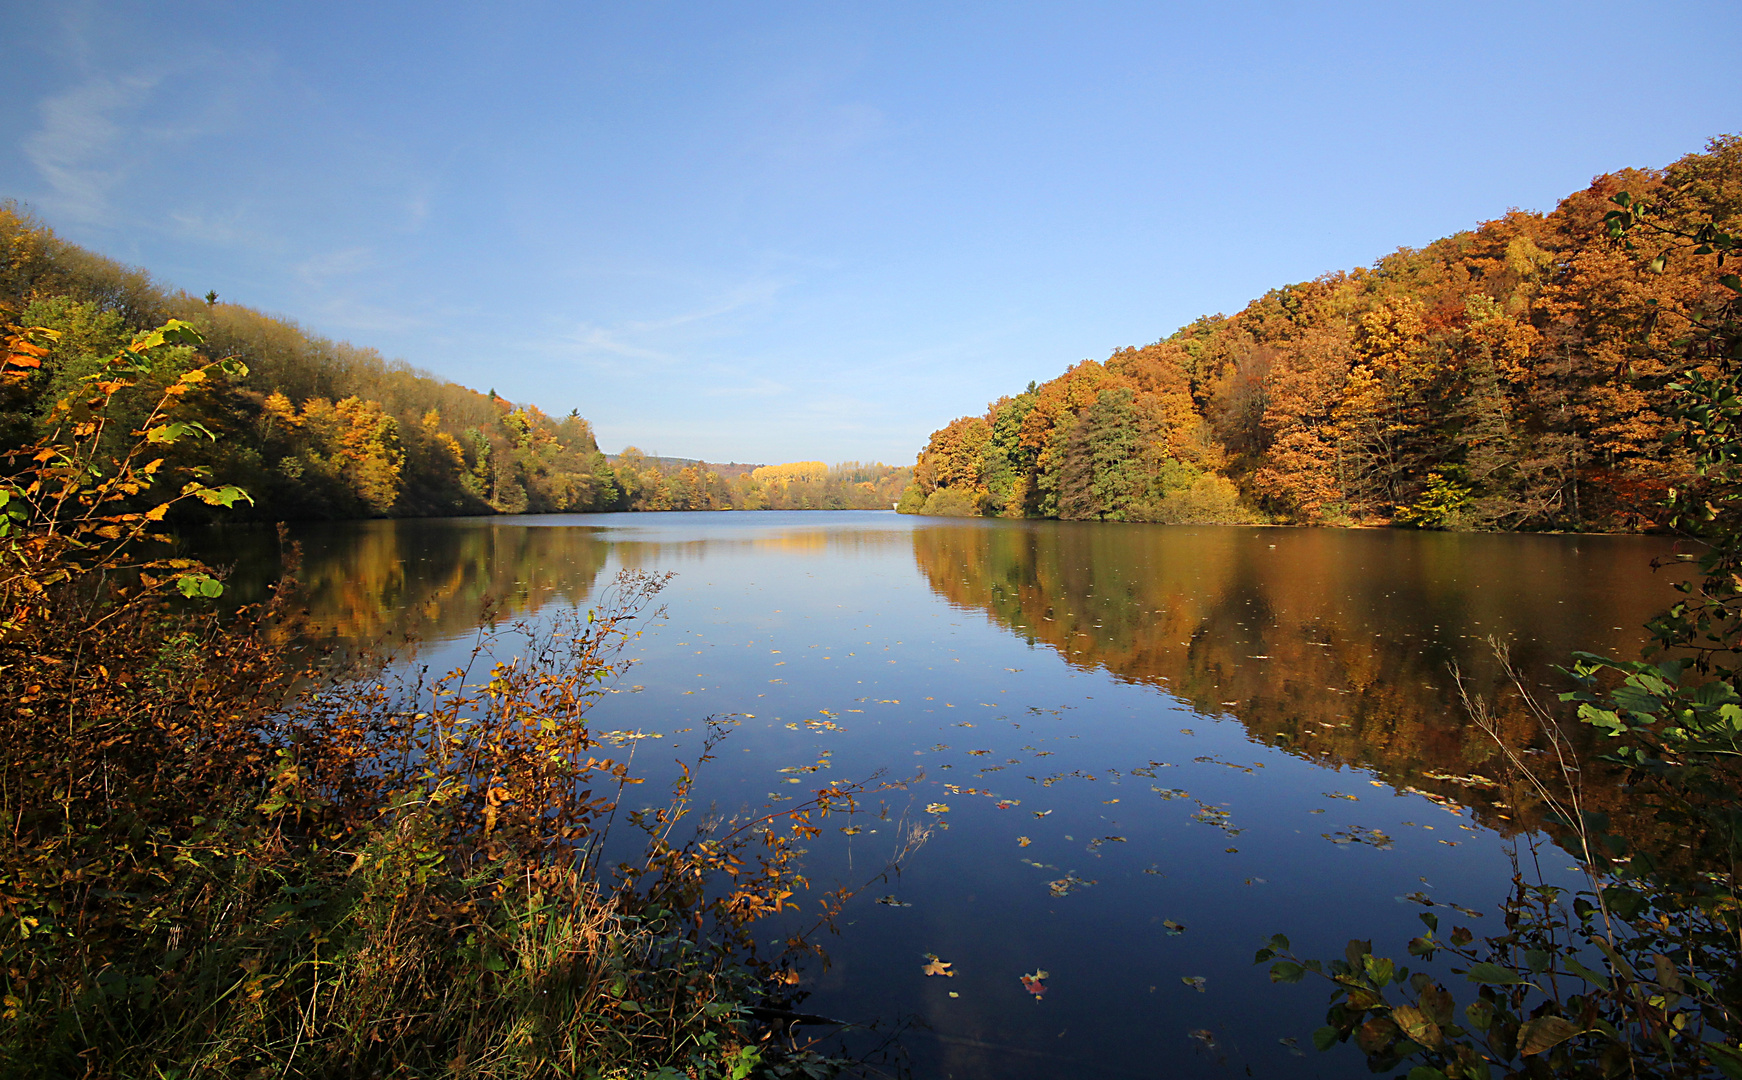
909,522 -> 1680,832
211,519 -> 611,647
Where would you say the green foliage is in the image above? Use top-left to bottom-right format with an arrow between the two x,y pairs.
895,481 -> 926,514
1395,469 -> 1477,530
920,486 -> 980,517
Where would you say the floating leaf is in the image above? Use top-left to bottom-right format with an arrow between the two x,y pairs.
1048,873 -> 1094,897
921,954 -> 954,977
1181,975 -> 1207,993
1016,836 -> 1032,847
1019,970 -> 1048,998
1163,919 -> 1185,936
925,803 -> 950,814
875,895 -> 911,907
995,799 -> 1020,809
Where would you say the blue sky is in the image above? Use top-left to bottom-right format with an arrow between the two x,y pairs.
3,2 -> 1737,464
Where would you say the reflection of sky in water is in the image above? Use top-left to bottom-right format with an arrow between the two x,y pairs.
225,511 -> 1684,1079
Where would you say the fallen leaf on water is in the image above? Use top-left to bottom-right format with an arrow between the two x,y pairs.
1163,919 -> 1185,935
1034,809 -> 1052,818
1181,975 -> 1207,993
948,991 -> 959,998
840,826 -> 862,835
875,895 -> 911,907
1017,836 -> 1032,847
1019,970 -> 1049,999
925,803 -> 950,814
996,799 -> 1020,809
1187,1028 -> 1217,1049
1179,728 -> 1195,736
1323,825 -> 1394,849
921,954 -> 954,977
1048,874 -> 1095,897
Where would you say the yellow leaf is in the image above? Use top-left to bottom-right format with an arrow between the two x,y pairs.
178,369 -> 208,384
145,504 -> 169,522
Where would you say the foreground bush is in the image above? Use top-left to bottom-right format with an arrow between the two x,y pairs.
0,322 -> 878,1078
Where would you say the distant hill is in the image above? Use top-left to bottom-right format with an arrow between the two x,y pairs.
605,454 -> 763,479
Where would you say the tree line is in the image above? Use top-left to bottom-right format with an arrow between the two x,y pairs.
0,204 -> 907,520
901,134 -> 1741,531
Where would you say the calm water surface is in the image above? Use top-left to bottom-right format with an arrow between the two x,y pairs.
219,511 -> 1684,1079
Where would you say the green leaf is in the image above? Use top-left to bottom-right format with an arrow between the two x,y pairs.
146,421 -> 216,445
1364,954 -> 1395,987
1393,1005 -> 1444,1048
1602,886 -> 1647,920
176,573 -> 224,599
1311,1025 -> 1339,1052
1561,957 -> 1610,989
1706,1043 -> 1742,1080
1408,1068 -> 1448,1080
1269,961 -> 1305,984
1517,1015 -> 1579,1056
1465,962 -> 1527,986
192,484 -> 252,508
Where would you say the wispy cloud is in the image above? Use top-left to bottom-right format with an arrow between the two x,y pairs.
702,375 -> 790,398
297,246 -> 378,285
24,72 -> 161,225
552,276 -> 789,369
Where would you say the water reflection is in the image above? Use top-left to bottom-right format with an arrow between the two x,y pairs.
909,521 -> 1684,830
212,517 -> 611,646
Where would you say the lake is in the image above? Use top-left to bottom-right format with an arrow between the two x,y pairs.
216,511 -> 1685,1078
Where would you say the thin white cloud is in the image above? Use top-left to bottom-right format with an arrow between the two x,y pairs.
702,376 -> 790,398
551,276 -> 789,368
296,246 -> 377,285
24,73 -> 160,224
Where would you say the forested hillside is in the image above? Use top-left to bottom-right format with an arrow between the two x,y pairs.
901,135 -> 1742,531
0,206 -> 907,519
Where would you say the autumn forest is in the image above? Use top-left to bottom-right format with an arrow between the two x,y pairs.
900,136 -> 1742,532
0,207 -> 909,521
